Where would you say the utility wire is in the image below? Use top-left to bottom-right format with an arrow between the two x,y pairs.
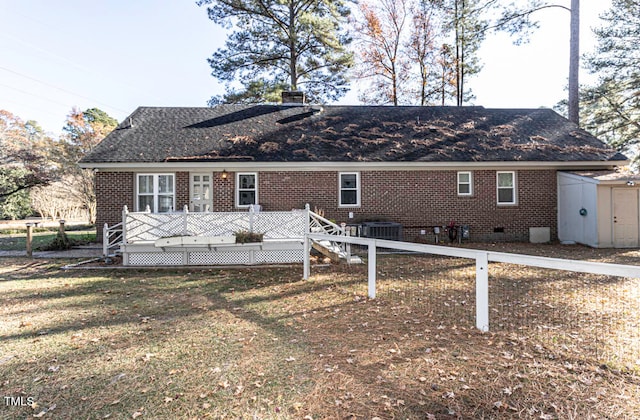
0,6 -> 166,104
0,82 -> 75,109
0,66 -> 130,114
0,97 -> 63,120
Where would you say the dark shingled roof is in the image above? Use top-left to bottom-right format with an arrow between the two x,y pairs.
80,105 -> 628,164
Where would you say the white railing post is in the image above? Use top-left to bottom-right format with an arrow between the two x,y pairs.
368,239 -> 377,299
476,252 -> 489,332
303,234 -> 310,280
103,223 -> 109,257
122,205 -> 129,244
183,205 -> 189,236
249,205 -> 255,232
305,204 -> 310,234
341,222 -> 352,263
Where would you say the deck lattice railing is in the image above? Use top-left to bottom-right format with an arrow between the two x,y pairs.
105,205 -> 354,261
121,205 -> 309,243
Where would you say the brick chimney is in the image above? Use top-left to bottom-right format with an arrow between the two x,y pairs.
281,91 -> 305,105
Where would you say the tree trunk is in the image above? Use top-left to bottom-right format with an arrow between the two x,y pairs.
392,62 -> 399,106
289,2 -> 298,91
441,55 -> 446,106
568,0 -> 580,124
455,0 -> 461,106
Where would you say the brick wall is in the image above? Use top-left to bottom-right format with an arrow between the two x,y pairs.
95,172 -> 134,242
255,169 -> 557,242
95,169 -> 558,243
176,172 -> 189,211
213,171 -> 234,210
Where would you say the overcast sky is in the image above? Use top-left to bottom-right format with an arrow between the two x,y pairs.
0,0 -> 611,135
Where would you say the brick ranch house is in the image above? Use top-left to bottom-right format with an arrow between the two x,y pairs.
79,104 -> 628,244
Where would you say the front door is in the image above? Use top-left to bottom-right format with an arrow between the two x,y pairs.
613,188 -> 639,248
190,173 -> 213,212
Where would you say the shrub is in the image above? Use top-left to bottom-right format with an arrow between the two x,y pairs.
234,230 -> 264,243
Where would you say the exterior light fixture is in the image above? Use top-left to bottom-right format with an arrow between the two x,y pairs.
627,180 -> 635,186
221,170 -> 228,180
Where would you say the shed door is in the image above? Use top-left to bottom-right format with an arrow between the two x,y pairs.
190,173 -> 213,212
613,188 -> 639,248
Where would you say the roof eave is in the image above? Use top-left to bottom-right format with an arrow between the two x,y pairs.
79,159 -> 629,172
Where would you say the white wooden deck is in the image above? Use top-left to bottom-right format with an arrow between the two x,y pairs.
105,205 -> 349,266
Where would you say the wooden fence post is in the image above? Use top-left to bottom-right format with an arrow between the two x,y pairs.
26,223 -> 33,258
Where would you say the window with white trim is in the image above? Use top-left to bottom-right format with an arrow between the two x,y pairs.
236,173 -> 257,207
457,171 -> 473,196
496,171 -> 517,205
339,172 -> 360,207
136,174 -> 175,212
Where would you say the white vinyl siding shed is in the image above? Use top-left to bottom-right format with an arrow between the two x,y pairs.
557,171 -> 640,248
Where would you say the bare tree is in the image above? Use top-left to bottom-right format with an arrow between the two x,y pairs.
57,108 -> 117,224
406,0 -> 441,105
354,0 -> 412,105
31,178 -> 87,221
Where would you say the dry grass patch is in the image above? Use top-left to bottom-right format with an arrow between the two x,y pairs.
0,250 -> 639,419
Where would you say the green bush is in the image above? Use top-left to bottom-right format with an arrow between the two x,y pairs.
0,189 -> 32,220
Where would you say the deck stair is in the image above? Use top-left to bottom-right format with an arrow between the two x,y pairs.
308,210 -> 362,264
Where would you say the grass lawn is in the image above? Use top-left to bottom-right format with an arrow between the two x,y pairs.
1,253 -> 639,419
0,230 -> 96,251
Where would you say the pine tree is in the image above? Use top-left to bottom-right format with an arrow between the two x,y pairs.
444,0 -> 489,105
198,0 -> 353,104
582,0 -> 640,166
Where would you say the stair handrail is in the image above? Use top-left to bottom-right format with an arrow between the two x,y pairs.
103,222 -> 124,257
308,210 -> 346,236
308,210 -> 351,258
